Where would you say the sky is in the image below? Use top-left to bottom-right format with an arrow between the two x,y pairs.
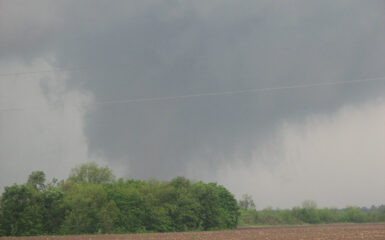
1,0 -> 385,209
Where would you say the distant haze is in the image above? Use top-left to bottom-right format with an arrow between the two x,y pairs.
1,0 -> 385,209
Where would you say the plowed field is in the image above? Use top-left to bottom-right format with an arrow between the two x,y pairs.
2,223 -> 385,240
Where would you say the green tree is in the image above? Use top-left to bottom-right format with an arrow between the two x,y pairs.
140,180 -> 174,232
318,208 -> 337,223
0,165 -> 241,236
238,194 -> 256,210
192,182 -> 221,230
68,162 -> 115,184
97,200 -> 120,233
302,200 -> 317,209
41,188 -> 65,234
238,208 -> 258,225
257,207 -> 278,225
169,177 -> 201,231
343,207 -> 368,223
300,200 -> 320,224
215,185 -> 240,228
61,183 -> 114,234
27,171 -> 46,190
105,181 -> 146,233
0,184 -> 44,236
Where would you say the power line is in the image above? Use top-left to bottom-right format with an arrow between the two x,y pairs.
1,76 -> 385,112
94,76 -> 385,104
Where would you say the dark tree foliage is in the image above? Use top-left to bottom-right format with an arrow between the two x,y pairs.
0,182 -> 64,236
0,163 -> 240,236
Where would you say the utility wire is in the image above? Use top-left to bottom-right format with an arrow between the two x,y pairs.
94,76 -> 385,105
1,76 -> 385,112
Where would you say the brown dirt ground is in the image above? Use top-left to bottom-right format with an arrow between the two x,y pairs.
1,223 -> 385,240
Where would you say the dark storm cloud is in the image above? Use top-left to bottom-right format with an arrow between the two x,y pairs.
1,0 -> 385,180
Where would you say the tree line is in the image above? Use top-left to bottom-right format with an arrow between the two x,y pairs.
0,163 -> 239,236
239,195 -> 385,226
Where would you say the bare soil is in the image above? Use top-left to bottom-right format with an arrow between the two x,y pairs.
2,223 -> 385,240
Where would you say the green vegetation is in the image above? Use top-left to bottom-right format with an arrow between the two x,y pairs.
238,197 -> 385,226
2,164 -> 384,237
0,163 -> 239,236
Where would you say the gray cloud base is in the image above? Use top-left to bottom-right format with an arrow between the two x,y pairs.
1,0 -> 385,206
